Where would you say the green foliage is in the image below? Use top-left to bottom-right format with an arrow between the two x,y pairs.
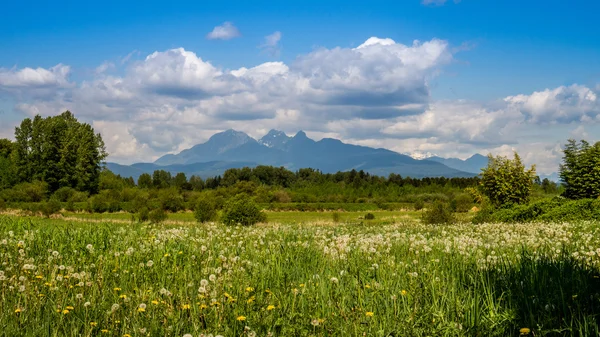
0,181 -> 48,203
560,139 -> 600,199
221,195 -> 266,226
0,198 -> 5,212
137,173 -> 152,189
422,202 -> 455,225
40,199 -> 62,218
52,186 -> 77,202
480,152 -> 536,207
364,212 -> 375,220
13,111 -> 107,194
158,188 -> 185,212
148,208 -> 167,224
332,212 -> 341,223
194,198 -> 217,223
138,207 -> 149,222
414,199 -> 425,211
453,193 -> 473,213
471,197 -> 600,223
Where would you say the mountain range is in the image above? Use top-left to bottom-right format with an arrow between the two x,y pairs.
107,129 -> 493,180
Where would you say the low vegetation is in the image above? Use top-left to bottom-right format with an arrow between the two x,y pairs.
1,216 -> 599,336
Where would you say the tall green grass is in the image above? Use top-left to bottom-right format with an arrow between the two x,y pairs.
0,216 -> 599,336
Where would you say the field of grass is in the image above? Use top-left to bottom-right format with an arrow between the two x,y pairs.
1,215 -> 600,336
57,209 -> 424,225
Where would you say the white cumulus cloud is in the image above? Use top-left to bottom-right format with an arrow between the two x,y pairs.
206,22 -> 241,40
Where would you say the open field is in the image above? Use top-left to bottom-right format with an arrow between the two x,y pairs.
1,215 -> 600,336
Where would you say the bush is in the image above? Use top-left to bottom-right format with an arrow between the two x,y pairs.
52,187 -> 76,202
159,189 -> 185,212
364,212 -> 375,220
138,207 -> 150,222
414,199 -> 425,211
0,198 -> 5,211
422,202 -> 455,225
148,208 -> 167,224
453,194 -> 473,213
194,198 -> 217,223
41,199 -> 62,218
332,212 -> 341,223
221,195 -> 266,226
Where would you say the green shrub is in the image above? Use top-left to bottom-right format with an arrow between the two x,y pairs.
159,189 -> 185,212
332,212 -> 341,223
471,206 -> 497,224
422,202 -> 455,225
41,199 -> 62,218
414,199 -> 425,211
194,198 -> 217,223
364,212 -> 375,220
52,187 -> 76,202
221,195 -> 266,226
65,200 -> 75,212
148,208 -> 167,224
0,198 -> 5,211
453,194 -> 473,213
138,207 -> 150,222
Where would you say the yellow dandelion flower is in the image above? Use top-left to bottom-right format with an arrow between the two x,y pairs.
401,290 -> 407,296
245,287 -> 254,292
113,288 -> 121,291
267,305 -> 276,311
200,304 -> 208,309
38,294 -> 45,297
44,282 -> 52,287
520,328 -> 531,335
178,251 -> 183,254
247,296 -> 255,304
365,284 -> 371,289
163,253 -> 170,257
124,334 -> 132,337
182,304 -> 191,310
14,308 -> 22,314
151,300 -> 159,305
66,306 -> 74,310
137,307 -> 145,312
62,309 -> 70,314
265,289 -> 271,294
299,283 -> 305,287
35,275 -> 43,279
236,315 -> 246,321
101,329 -> 109,333
119,294 -> 127,299
365,311 -> 374,317
90,322 -> 98,327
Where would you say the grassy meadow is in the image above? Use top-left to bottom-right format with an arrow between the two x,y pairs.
1,215 -> 600,336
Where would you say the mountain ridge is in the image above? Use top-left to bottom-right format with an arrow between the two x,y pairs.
109,129 -> 479,180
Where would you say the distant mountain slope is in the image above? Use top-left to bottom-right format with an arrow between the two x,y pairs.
107,161 -> 259,180
426,154 -> 489,174
109,129 -> 477,179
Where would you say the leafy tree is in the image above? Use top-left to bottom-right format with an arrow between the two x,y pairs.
189,175 -> 205,191
0,139 -> 14,159
560,139 -> 600,199
12,111 -> 107,194
221,195 -> 266,226
137,173 -> 152,189
480,152 -> 536,207
173,172 -> 191,190
152,170 -> 172,189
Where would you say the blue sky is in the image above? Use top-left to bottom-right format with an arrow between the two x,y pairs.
1,0 -> 599,173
